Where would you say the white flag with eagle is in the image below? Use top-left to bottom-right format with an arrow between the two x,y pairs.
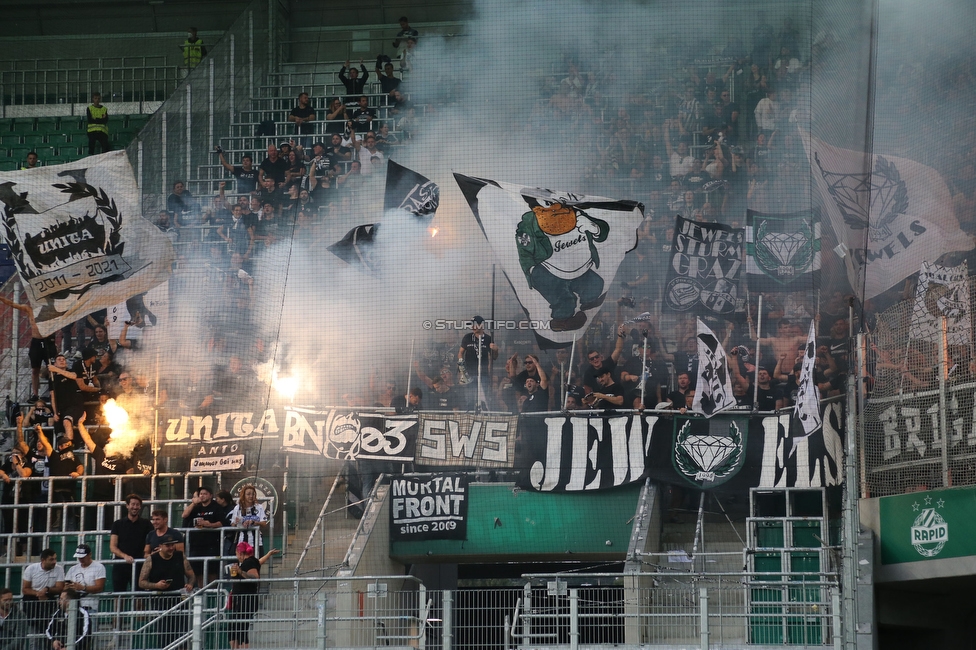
0,151 -> 175,336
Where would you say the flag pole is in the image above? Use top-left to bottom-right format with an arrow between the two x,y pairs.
405,338 -> 415,407
753,294 -> 763,408
940,316 -> 949,487
640,331 -> 648,409
815,287 -> 821,336
490,264 -> 496,323
563,336 -> 577,411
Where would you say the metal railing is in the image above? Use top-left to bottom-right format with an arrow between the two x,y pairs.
1,64 -> 180,107
127,0 -> 286,215
9,569 -> 842,649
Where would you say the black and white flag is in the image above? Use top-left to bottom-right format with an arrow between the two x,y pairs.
328,223 -> 378,272
793,320 -> 822,445
909,261 -> 971,346
385,160 -> 439,217
691,318 -> 737,417
455,174 -> 643,348
0,151 -> 175,336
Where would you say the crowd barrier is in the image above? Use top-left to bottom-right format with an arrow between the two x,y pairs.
5,572 -> 839,649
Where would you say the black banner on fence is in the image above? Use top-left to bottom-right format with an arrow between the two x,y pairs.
390,473 -> 469,541
517,403 -> 844,492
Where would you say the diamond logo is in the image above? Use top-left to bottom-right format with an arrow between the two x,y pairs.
672,417 -> 747,487
678,435 -> 736,472
760,232 -> 807,266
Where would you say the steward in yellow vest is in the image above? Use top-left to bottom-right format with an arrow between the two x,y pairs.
182,27 -> 207,69
86,93 -> 111,155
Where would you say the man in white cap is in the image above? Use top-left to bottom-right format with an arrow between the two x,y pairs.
65,543 -> 106,615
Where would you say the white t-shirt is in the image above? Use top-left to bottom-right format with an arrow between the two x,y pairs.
65,561 -> 107,610
23,562 -> 65,592
669,153 -> 695,178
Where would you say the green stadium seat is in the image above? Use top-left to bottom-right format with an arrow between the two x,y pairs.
49,133 -> 73,144
10,119 -> 35,133
22,134 -> 46,146
0,134 -> 21,146
36,116 -> 59,131
0,120 -> 13,133
127,114 -> 151,130
0,160 -> 16,171
33,145 -> 56,159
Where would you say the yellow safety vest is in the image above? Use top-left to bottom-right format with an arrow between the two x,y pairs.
87,105 -> 108,134
183,39 -> 204,68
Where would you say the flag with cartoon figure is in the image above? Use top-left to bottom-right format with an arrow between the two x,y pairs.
0,151 -> 175,337
455,174 -> 643,348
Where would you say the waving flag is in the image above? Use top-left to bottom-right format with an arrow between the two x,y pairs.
692,318 -> 737,417
792,319 -> 822,451
329,162 -> 439,273
0,151 -> 175,337
455,174 -> 643,348
909,261 -> 971,346
385,160 -> 439,216
800,132 -> 970,299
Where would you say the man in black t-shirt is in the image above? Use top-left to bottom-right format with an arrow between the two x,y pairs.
109,494 -> 153,592
48,434 -> 84,528
338,61 -> 369,104
351,96 -> 375,132
374,61 -> 401,95
257,144 -> 287,186
457,316 -> 499,410
288,93 -> 316,138
520,377 -> 550,413
582,326 -> 626,391
217,149 -> 258,194
327,133 -> 352,161
181,486 -> 224,586
582,367 -> 624,411
427,376 -> 460,410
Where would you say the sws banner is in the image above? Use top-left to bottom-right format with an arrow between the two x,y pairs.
517,402 -> 844,492
390,473 -> 468,541
414,413 -> 519,468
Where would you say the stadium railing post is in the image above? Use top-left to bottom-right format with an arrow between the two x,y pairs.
699,586 -> 709,650
569,588 -> 579,650
442,590 -> 452,650
316,590 -> 327,650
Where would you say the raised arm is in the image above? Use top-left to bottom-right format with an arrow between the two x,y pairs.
531,355 -> 549,390
217,150 -> 234,173
610,324 -> 627,363
0,295 -> 31,314
76,417 -> 96,454
36,425 -> 53,457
